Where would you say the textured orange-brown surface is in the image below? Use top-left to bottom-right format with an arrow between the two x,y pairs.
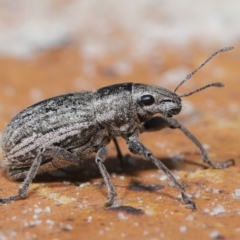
0,44 -> 240,240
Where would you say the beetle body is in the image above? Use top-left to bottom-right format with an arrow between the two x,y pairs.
1,83 -> 180,180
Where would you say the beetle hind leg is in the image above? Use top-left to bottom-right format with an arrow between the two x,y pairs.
0,146 -> 83,204
0,148 -> 44,204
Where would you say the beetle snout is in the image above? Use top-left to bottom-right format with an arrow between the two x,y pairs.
163,100 -> 182,118
165,105 -> 181,117
171,103 -> 182,115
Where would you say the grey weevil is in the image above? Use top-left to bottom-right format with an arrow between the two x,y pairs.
0,46 -> 235,210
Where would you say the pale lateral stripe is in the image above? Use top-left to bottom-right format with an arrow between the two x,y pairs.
8,121 -> 94,158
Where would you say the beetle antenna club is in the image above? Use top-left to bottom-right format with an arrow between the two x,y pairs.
179,82 -> 224,98
174,46 -> 234,94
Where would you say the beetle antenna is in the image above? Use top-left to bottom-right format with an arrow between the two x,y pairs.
174,46 -> 234,93
179,82 -> 224,98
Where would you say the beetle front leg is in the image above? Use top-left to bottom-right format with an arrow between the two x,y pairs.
95,146 -> 117,207
142,116 -> 234,169
127,138 -> 197,210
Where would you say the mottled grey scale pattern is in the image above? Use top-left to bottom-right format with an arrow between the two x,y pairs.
93,83 -> 138,138
1,84 -> 142,178
1,91 -> 99,171
1,83 -> 182,177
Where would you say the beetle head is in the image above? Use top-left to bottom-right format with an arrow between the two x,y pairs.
132,81 -> 224,122
132,84 -> 182,122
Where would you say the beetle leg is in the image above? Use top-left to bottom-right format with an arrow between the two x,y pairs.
43,146 -> 83,164
112,137 -> 124,164
7,146 -> 83,180
95,146 -> 117,207
142,116 -> 172,132
1,146 -> 83,204
0,148 -> 44,204
142,116 -> 234,168
127,138 -> 197,210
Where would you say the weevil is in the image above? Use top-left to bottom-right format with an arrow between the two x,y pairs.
0,46 -> 235,210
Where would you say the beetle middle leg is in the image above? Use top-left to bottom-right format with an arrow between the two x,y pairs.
127,138 -> 197,210
0,146 -> 83,204
142,116 -> 235,168
95,146 -> 117,207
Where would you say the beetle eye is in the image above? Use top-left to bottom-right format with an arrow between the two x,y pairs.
140,95 -> 155,106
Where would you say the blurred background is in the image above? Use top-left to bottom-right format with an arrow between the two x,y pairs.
0,0 -> 240,58
0,0 -> 239,123
0,1 -> 240,240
